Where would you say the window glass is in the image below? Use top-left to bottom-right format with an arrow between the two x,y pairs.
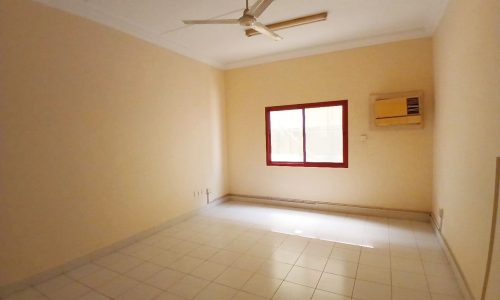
270,109 -> 303,162
305,106 -> 343,163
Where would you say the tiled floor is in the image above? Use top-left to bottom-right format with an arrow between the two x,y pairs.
3,201 -> 465,300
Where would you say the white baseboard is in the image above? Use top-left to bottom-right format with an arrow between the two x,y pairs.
0,195 -> 228,298
430,213 -> 475,300
228,194 -> 430,222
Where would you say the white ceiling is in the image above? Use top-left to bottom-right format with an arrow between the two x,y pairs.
35,0 -> 449,69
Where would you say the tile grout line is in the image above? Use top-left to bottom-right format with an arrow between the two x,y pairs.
267,236 -> 310,300
310,239 -> 335,300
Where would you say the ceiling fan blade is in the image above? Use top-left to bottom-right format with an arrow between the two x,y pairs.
245,12 -> 328,37
251,22 -> 282,41
183,19 -> 239,25
249,0 -> 274,18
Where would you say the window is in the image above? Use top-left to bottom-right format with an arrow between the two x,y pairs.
265,100 -> 348,168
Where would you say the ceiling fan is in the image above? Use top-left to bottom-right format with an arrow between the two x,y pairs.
183,0 -> 327,41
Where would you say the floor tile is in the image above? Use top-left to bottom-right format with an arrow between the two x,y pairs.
44,281 -> 90,300
224,238 -> 254,253
78,268 -> 119,288
280,238 -> 309,252
324,259 -> 357,278
145,268 -> 184,290
303,243 -> 333,258
167,275 -> 209,299
152,238 -> 178,250
295,254 -> 328,271
285,266 -> 322,287
169,241 -> 200,255
258,260 -> 293,279
335,242 -> 361,251
352,279 -> 391,300
271,249 -> 301,264
77,291 -> 109,299
66,264 -> 102,280
141,235 -> 166,247
119,243 -> 150,255
311,289 -> 350,300
232,291 -> 267,300
274,281 -> 315,300
330,248 -> 360,263
190,260 -> 227,281
193,283 -> 237,300
242,274 -> 282,298
34,275 -> 74,295
392,286 -> 431,300
246,244 -> 276,258
121,244 -> 165,261
169,256 -> 204,273
423,262 -> 454,278
95,275 -> 139,298
94,253 -> 143,273
215,267 -> 253,289
419,249 -> 448,264
361,247 -> 390,257
114,283 -> 162,300
317,273 -> 354,297
430,293 -> 464,300
153,291 -> 187,299
391,257 -> 424,274
232,255 -> 265,272
356,264 -> 391,285
187,246 -> 219,260
391,270 -> 428,291
391,245 -> 420,260
125,262 -> 163,281
359,252 -> 390,269
208,250 -> 240,266
4,288 -> 48,300
427,275 -> 462,296
149,250 -> 182,267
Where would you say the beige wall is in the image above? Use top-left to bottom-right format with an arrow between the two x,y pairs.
0,0 -> 227,286
433,0 -> 500,298
225,38 -> 434,212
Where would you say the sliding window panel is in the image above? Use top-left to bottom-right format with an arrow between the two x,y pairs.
305,106 -> 344,163
269,109 -> 304,162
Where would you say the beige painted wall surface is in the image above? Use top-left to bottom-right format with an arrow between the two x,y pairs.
0,0 -> 227,286
225,38 -> 434,212
433,0 -> 500,298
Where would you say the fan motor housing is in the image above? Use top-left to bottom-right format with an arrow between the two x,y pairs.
239,15 -> 256,27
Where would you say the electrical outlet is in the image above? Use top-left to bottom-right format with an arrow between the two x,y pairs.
439,208 -> 444,218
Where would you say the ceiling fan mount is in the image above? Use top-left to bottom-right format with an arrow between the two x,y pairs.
238,13 -> 257,27
183,0 -> 328,41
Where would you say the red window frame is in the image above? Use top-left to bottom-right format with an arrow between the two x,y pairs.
265,100 -> 348,168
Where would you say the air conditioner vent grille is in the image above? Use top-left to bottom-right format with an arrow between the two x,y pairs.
407,97 -> 420,115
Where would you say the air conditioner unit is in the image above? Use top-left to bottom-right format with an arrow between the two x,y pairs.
373,94 -> 423,127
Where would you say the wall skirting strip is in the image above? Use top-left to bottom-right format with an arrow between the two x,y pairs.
0,195 -> 229,298
228,194 -> 431,221
430,213 -> 475,300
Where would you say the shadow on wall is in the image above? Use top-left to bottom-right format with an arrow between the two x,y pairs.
482,157 -> 500,300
